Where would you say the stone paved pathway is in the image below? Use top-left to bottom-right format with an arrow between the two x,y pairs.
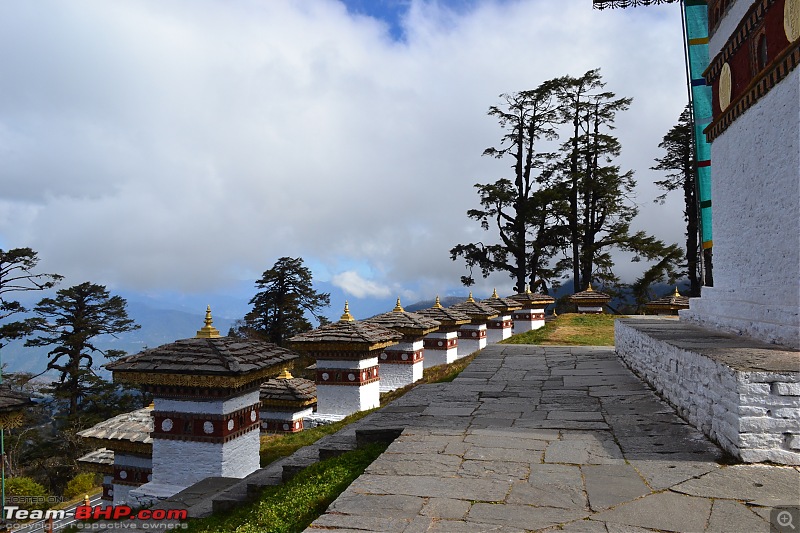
307,345 -> 800,532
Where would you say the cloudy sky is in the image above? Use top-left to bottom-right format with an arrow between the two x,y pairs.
0,0 -> 689,322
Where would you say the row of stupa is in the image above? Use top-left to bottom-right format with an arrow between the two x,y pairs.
77,286 -> 555,508
78,284 -> 688,508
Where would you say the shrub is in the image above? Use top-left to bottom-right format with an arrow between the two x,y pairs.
63,472 -> 99,500
5,476 -> 51,511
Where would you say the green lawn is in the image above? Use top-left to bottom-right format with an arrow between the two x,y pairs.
502,313 -> 623,346
187,442 -> 388,533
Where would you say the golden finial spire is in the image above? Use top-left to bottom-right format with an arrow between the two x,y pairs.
492,288 -> 499,298
433,295 -> 442,308
553,309 -> 558,317
525,283 -> 531,294
467,291 -> 475,302
393,297 -> 404,313
587,282 -> 594,292
196,305 -> 221,338
340,301 -> 355,322
674,286 -> 681,297
278,368 -> 293,379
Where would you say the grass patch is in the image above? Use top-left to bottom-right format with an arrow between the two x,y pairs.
259,351 -> 479,465
502,313 -> 623,346
187,442 -> 388,533
260,409 -> 374,466
186,350 -> 480,531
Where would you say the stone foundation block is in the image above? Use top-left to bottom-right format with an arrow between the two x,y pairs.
615,319 -> 800,465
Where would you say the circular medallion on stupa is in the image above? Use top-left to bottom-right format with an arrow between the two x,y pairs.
786,0 -> 800,42
719,62 -> 732,111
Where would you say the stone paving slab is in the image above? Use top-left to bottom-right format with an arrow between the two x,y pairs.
307,345 -> 800,532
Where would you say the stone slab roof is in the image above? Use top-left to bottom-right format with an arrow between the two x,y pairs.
78,407 -> 154,445
106,337 -> 298,377
449,294 -> 499,321
481,290 -> 522,313
289,307 -> 402,352
365,300 -> 440,337
260,373 -> 317,406
569,285 -> 611,304
509,286 -> 556,307
645,288 -> 690,311
78,448 -> 115,469
415,298 -> 471,327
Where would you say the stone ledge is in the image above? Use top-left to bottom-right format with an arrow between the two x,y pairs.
615,318 -> 800,465
619,318 -> 799,372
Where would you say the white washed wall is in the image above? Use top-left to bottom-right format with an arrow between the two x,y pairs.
616,320 -> 800,465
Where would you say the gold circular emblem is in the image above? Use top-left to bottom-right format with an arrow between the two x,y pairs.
786,0 -> 800,42
719,62 -> 732,111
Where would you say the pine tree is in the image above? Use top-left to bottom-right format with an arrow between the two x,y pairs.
0,248 -> 62,349
24,282 -> 139,417
555,69 -> 682,292
652,104 -> 703,296
238,257 -> 330,346
450,80 -> 568,293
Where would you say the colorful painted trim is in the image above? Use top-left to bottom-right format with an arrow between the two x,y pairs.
379,349 -> 424,364
152,404 -> 261,443
81,439 -> 152,456
512,310 -> 546,320
487,319 -> 514,330
113,465 -> 151,487
705,0 -> 799,141
592,0 -> 679,8
684,0 -> 714,249
424,337 -> 458,350
316,366 -> 380,386
457,328 -> 487,340
262,419 -> 304,433
303,349 -> 385,361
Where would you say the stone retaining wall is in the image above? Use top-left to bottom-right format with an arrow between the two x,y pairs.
615,318 -> 800,465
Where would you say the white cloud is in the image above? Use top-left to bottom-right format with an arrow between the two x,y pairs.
0,0 -> 689,301
332,270 -> 392,299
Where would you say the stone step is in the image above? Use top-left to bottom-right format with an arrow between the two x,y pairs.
318,433 -> 358,460
355,426 -> 404,446
281,445 -> 322,482
245,461 -> 285,496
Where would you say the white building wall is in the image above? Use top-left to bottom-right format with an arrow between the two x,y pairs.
379,362 -> 422,392
260,407 -> 313,422
681,67 -> 800,348
486,315 -> 512,344
316,381 -> 380,417
379,339 -> 423,392
423,331 -> 458,368
616,320 -> 800,465
149,430 -> 260,488
316,357 -> 379,370
708,0 -> 753,55
221,429 -> 261,478
512,308 -> 546,333
112,484 -> 136,507
155,390 -> 260,415
457,324 -> 487,357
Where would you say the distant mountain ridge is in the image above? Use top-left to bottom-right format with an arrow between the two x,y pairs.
1,301 -> 235,378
